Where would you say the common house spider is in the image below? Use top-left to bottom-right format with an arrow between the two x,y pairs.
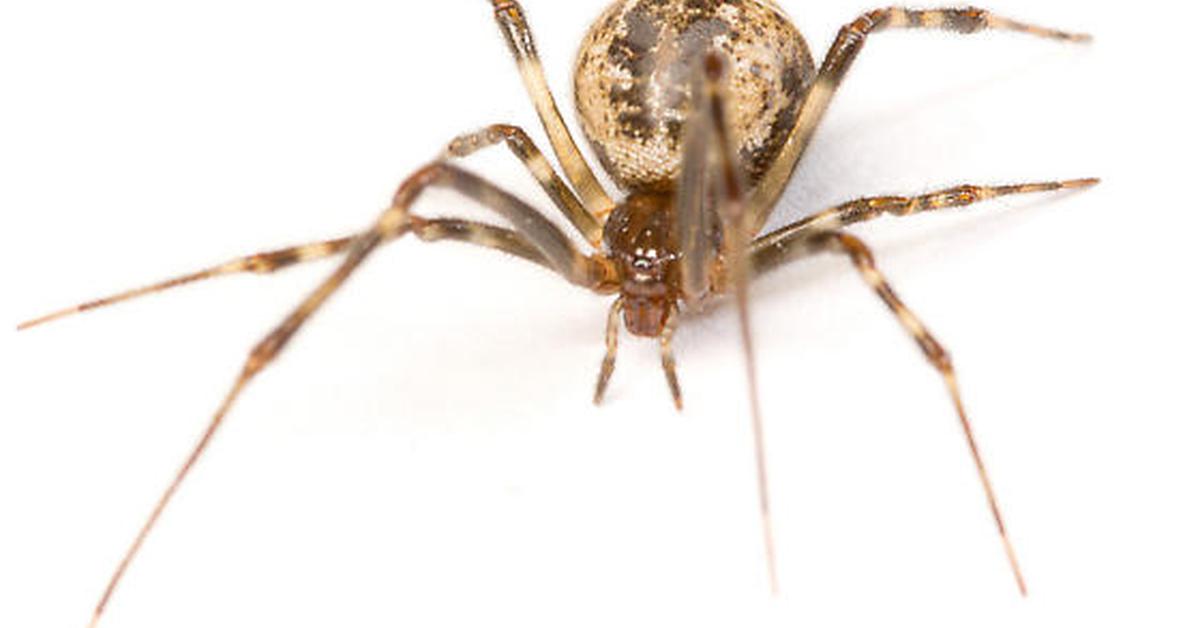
20,1 -> 1096,625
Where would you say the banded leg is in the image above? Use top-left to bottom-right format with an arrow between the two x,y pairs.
679,53 -> 779,594
17,219 -> 560,332
755,178 -> 1099,251
751,229 -> 1027,596
18,185 -> 594,335
490,0 -> 614,216
412,217 -> 551,269
446,123 -> 603,244
17,236 -> 355,330
750,6 -> 1092,231
80,162 -> 616,628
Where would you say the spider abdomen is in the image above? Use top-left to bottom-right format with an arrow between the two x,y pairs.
574,0 -> 815,193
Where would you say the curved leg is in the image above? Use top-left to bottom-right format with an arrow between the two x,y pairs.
753,178 -> 1099,269
79,161 -> 616,628
447,123 -> 603,245
489,0 -> 614,216
751,228 -> 1027,596
749,6 -> 1092,231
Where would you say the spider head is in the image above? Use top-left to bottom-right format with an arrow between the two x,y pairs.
603,193 -> 680,337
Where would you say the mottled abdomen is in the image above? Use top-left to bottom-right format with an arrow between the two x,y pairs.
574,0 -> 815,193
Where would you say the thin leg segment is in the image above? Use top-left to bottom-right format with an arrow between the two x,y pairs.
749,6 -> 1092,232
593,297 -> 624,405
659,311 -> 683,411
684,53 -> 779,594
18,236 -> 355,330
490,0 -> 614,216
82,162 -> 616,628
412,217 -> 550,269
447,123 -> 603,245
18,217 -> 562,332
753,178 -> 1099,266
751,228 -> 1027,596
675,56 -> 727,308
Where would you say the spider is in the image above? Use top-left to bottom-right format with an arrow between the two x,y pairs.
19,1 -> 1096,625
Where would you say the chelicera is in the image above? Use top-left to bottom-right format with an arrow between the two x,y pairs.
20,1 -> 1097,624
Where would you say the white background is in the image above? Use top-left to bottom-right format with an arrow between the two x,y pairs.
2,1 -> 1197,627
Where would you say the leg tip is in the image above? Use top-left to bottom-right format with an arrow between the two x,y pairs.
1065,177 -> 1101,189
17,309 -> 68,331
592,377 -> 611,407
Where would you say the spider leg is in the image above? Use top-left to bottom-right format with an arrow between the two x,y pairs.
675,62 -> 723,309
21,120 -> 615,332
489,0 -> 614,216
447,123 -> 603,244
17,236 -> 355,330
659,310 -> 683,411
750,228 -> 1027,596
753,178 -> 1099,264
82,162 -> 616,628
679,53 -> 779,594
750,6 -> 1092,231
18,156 -> 610,333
17,222 -> 556,331
593,297 -> 624,405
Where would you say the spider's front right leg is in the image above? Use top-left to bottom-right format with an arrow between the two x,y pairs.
72,161 -> 616,628
758,178 -> 1099,243
750,6 -> 1092,231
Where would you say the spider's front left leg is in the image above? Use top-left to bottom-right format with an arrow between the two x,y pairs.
17,219 -> 564,332
21,119 -> 613,331
489,0 -> 614,216
79,161 -> 617,628
17,235 -> 356,330
751,227 -> 1027,596
749,6 -> 1092,231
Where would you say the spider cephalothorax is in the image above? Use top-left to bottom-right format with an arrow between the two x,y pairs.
604,192 -> 682,337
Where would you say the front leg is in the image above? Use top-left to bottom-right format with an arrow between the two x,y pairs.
17,152 -> 613,331
749,6 -> 1092,231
